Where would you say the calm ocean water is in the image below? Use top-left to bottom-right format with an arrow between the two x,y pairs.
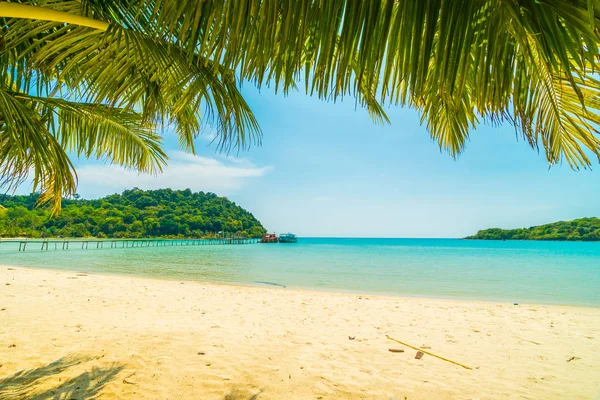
1,238 -> 599,306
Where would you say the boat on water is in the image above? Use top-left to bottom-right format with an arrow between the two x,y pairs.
278,233 -> 297,243
260,233 -> 279,243
260,233 -> 298,243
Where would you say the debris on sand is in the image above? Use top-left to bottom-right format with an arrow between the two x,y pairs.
388,348 -> 404,353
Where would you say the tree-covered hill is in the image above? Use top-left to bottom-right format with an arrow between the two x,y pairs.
0,189 -> 267,239
465,218 -> 600,241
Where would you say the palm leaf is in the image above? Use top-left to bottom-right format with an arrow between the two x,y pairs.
66,0 -> 600,165
0,83 -> 167,213
2,4 -> 262,153
0,85 -> 76,214
1,0 -> 600,210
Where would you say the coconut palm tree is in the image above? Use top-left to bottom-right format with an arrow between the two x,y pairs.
1,0 -> 599,212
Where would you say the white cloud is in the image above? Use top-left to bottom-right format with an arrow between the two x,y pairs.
75,151 -> 271,198
196,129 -> 219,143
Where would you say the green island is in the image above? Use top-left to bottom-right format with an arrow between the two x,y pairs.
465,217 -> 600,241
0,188 -> 267,239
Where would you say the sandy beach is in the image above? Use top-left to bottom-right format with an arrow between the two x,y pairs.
1,266 -> 599,399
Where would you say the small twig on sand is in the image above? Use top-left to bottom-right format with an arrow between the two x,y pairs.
388,348 -> 404,353
521,339 -> 541,345
386,335 -> 473,370
123,370 -> 138,385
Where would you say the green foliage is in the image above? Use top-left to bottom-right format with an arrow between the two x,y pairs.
465,218 -> 600,241
0,188 -> 267,239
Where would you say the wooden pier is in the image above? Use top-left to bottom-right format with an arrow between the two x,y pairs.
0,238 -> 259,252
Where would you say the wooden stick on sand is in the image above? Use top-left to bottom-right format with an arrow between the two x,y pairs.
386,335 -> 473,370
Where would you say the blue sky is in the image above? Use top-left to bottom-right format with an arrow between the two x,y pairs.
37,86 -> 600,237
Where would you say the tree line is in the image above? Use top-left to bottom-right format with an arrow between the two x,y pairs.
465,218 -> 600,241
0,188 -> 267,239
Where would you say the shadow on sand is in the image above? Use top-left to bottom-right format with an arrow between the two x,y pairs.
1,355 -> 265,399
223,388 -> 262,400
0,354 -> 123,400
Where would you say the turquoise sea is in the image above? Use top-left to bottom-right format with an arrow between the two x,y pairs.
1,238 -> 599,306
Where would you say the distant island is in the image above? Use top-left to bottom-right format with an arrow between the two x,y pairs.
0,188 -> 267,239
465,217 -> 600,241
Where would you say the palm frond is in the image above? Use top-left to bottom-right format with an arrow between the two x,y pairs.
2,5 -> 262,153
128,0 -> 600,166
1,0 -> 600,177
23,93 -> 168,173
0,85 -> 76,214
0,83 -> 167,213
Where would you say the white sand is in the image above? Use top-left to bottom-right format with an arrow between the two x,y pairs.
1,266 -> 599,399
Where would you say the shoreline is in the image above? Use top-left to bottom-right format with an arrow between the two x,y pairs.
2,265 -> 599,399
2,263 -> 598,309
